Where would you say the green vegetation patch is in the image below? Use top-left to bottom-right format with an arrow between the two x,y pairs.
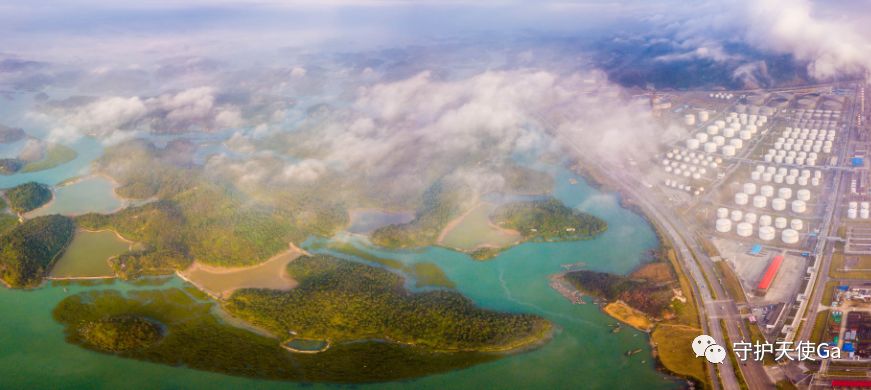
78,314 -> 163,352
371,181 -> 471,249
0,158 -> 23,175
53,288 -> 505,383
491,197 -> 607,241
21,144 -> 78,173
225,255 -> 551,352
4,181 -> 53,213
0,215 -> 75,287
325,241 -> 455,288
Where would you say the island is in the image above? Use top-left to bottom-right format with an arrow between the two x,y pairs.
4,181 -> 53,213
0,215 -> 75,287
53,255 -> 553,383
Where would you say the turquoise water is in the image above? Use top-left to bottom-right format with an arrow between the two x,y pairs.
0,163 -> 681,389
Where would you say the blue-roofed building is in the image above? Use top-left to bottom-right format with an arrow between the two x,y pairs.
749,244 -> 762,255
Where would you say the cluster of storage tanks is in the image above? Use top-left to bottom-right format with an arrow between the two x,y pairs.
663,179 -> 703,195
683,110 -> 709,126
715,207 -> 801,244
749,165 -> 823,186
709,92 -> 733,100
662,149 -> 720,181
734,181 -> 811,214
847,201 -> 871,219
763,127 -> 836,165
685,113 -> 763,156
792,108 -> 841,125
734,104 -> 776,116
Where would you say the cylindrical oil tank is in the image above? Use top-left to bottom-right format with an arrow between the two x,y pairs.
753,195 -> 767,208
758,226 -> 775,241
744,213 -> 758,224
796,189 -> 811,201
704,142 -> 717,153
778,188 -> 793,199
751,171 -> 761,181
790,219 -> 804,230
730,210 -> 744,222
713,136 -> 726,146
759,215 -> 772,227
782,229 -> 799,244
767,166 -> 778,174
699,111 -> 710,122
762,172 -> 773,182
849,208 -> 859,219
707,125 -> 719,135
684,114 -> 696,126
849,201 -> 859,210
739,130 -> 751,140
862,202 -> 870,210
772,198 -> 787,211
743,183 -> 757,195
764,154 -> 773,162
717,207 -> 729,219
687,139 -> 700,149
716,219 -> 732,233
724,128 -> 736,138
760,185 -> 774,197
722,145 -> 736,156
862,209 -> 870,219
696,133 -> 709,142
774,174 -> 785,184
785,175 -> 796,185
792,200 -> 807,213
736,222 -> 753,237
735,192 -> 749,205
774,217 -> 788,229
798,176 -> 809,186
715,120 -> 726,129
730,139 -> 743,149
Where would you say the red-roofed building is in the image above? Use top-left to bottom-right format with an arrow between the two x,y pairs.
756,255 -> 784,294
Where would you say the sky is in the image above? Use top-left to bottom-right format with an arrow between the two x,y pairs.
2,0 -> 871,193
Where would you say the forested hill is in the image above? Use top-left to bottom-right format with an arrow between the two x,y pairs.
0,215 -> 75,287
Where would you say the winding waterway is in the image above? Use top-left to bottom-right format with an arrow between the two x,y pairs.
0,162 -> 683,389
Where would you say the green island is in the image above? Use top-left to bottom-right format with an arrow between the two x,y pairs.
563,269 -> 674,320
52,254 -> 549,383
491,197 -> 608,242
4,181 -> 53,213
0,215 -> 75,287
224,254 -> 551,352
20,143 -> 78,173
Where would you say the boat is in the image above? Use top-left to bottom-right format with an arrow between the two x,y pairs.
625,348 -> 642,357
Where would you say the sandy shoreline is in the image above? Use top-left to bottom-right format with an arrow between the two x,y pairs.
178,242 -> 308,299
436,201 -> 522,252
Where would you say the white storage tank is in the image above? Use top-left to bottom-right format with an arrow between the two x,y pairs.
758,226 -> 775,241
751,171 -> 762,181
782,229 -> 800,244
797,189 -> 811,201
715,120 -> 726,129
792,200 -> 807,213
785,175 -> 796,185
774,174 -> 785,184
760,185 -> 774,197
736,222 -> 753,237
722,145 -> 736,157
744,213 -> 758,224
687,139 -> 700,150
753,195 -> 767,208
698,111 -> 710,122
762,172 -> 773,182
759,215 -> 772,227
848,208 -> 858,220
862,202 -> 870,210
774,217 -> 788,229
798,176 -> 809,186
717,207 -> 729,219
739,130 -> 751,140
849,201 -> 859,210
707,125 -> 719,135
696,133 -> 709,142
730,139 -> 743,149
790,219 -> 804,230
731,210 -> 744,222
713,136 -> 726,146
684,114 -> 696,126
743,183 -> 757,195
778,188 -> 793,199
862,209 -> 870,219
704,142 -> 717,153
811,177 -> 820,186
772,198 -> 787,211
716,219 -> 733,233
724,128 -> 736,138
735,192 -> 749,205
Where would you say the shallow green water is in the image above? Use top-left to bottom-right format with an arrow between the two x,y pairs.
0,165 -> 681,389
49,230 -> 130,278
440,202 -> 520,251
29,176 -> 123,217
